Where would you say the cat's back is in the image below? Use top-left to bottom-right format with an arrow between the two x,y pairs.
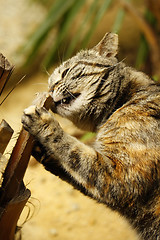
95,82 -> 160,231
96,81 -> 160,168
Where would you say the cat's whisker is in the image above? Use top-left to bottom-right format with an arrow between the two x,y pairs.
45,70 -> 51,77
42,66 -> 51,77
58,49 -> 63,65
64,85 -> 76,99
113,58 -> 127,68
0,75 -> 26,106
31,83 -> 48,86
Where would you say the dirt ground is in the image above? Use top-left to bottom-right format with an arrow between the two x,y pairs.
0,74 -> 139,240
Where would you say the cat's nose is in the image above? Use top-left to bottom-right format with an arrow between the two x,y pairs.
49,86 -> 54,93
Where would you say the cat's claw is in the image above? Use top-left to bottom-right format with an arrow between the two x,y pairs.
23,105 -> 36,116
22,105 -> 53,136
22,105 -> 60,139
22,105 -> 38,134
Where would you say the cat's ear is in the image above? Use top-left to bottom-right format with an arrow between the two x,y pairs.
93,32 -> 118,58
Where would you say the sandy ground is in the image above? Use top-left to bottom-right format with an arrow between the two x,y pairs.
0,74 -> 139,240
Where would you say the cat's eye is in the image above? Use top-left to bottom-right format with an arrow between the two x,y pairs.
57,93 -> 80,106
62,68 -> 70,78
61,97 -> 71,105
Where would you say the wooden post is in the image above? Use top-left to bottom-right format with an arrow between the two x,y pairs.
0,120 -> 14,155
0,53 -> 14,96
0,120 -> 14,187
0,95 -> 52,240
0,52 -> 52,239
0,53 -> 30,240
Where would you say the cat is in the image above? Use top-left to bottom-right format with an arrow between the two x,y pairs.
22,32 -> 160,240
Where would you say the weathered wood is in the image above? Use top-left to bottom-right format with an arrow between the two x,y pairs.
0,185 -> 31,240
0,94 -> 52,240
0,53 -> 14,96
0,129 -> 34,205
0,94 -> 52,204
0,119 -> 14,155
0,120 -> 14,187
0,53 -> 14,190
0,51 -> 53,239
0,154 -> 8,187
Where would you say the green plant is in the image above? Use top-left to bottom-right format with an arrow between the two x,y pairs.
21,0 -> 113,69
20,0 -> 160,79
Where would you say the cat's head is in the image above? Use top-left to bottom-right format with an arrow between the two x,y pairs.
48,32 -> 121,131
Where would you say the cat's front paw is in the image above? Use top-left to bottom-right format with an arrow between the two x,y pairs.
22,105 -> 55,137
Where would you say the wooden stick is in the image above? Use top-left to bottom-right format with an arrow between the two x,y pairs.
0,52 -> 53,240
0,53 -> 53,239
0,184 -> 31,240
0,94 -> 53,205
0,53 -> 14,96
0,120 -> 14,188
0,94 -> 52,240
0,120 -> 14,155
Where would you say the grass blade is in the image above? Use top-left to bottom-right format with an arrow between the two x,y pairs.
136,35 -> 148,69
65,0 -> 99,58
112,8 -> 125,33
81,0 -> 113,48
136,9 -> 156,69
112,0 -> 132,33
23,0 -> 75,66
43,0 -> 86,68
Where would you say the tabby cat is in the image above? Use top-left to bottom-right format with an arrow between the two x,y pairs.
22,33 -> 160,240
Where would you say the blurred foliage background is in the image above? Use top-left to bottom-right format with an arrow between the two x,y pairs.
16,0 -> 160,80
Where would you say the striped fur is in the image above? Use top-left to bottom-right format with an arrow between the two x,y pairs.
22,33 -> 160,240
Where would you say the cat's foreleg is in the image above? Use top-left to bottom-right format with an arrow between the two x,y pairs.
22,106 -> 113,201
